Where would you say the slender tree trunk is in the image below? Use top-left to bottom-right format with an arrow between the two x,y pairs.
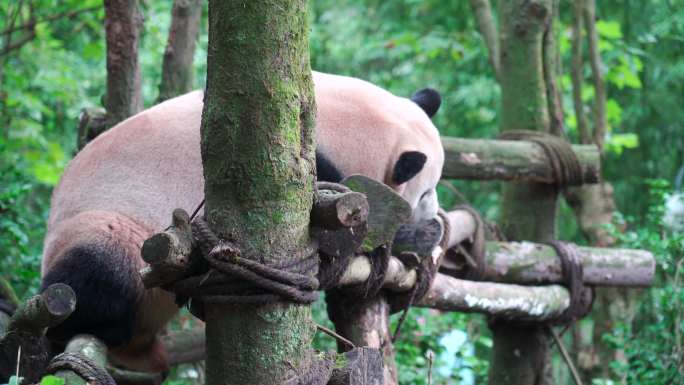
571,0 -> 590,144
79,0 -> 142,149
200,1 -> 316,384
543,0 -> 565,136
568,3 -> 633,383
469,0 -> 500,81
157,0 -> 203,103
583,0 -> 606,149
490,1 -> 556,384
104,0 -> 143,125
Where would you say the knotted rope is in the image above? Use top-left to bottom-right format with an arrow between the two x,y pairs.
45,353 -> 116,385
547,240 -> 593,323
168,218 -> 319,311
499,130 -> 585,186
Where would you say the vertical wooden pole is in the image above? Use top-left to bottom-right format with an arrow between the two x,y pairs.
200,1 -> 317,384
489,1 -> 556,385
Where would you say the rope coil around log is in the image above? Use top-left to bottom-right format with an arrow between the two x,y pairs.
45,352 -> 116,385
547,240 -> 594,323
440,205 -> 487,281
168,218 -> 319,310
498,130 -> 585,186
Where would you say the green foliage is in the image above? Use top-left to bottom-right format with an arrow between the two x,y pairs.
603,181 -> 684,384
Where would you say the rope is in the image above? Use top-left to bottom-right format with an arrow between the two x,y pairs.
499,130 -> 585,186
45,352 -> 116,385
168,218 -> 319,308
440,205 -> 487,280
547,240 -> 594,323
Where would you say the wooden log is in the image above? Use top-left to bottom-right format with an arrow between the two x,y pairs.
140,209 -> 196,288
418,274 -> 569,321
441,137 -> 600,184
327,347 -> 384,385
52,334 -> 109,385
462,241 -> 655,287
0,283 -> 77,383
8,283 -> 76,334
312,189 -> 369,230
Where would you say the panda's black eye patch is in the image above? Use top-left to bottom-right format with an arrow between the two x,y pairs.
392,151 -> 427,185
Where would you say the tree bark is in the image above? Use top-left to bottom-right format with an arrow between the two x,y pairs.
492,1 -> 555,384
200,1 -> 316,384
157,0 -> 203,103
104,0 -> 143,125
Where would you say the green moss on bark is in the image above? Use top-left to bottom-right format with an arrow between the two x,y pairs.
200,1 -> 316,384
491,1 -> 556,385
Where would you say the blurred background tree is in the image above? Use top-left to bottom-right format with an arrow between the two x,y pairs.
0,0 -> 682,384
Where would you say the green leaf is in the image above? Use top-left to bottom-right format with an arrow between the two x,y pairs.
40,376 -> 65,385
597,20 -> 623,39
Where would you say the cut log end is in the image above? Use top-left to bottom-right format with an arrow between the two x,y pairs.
141,233 -> 174,264
43,283 -> 77,321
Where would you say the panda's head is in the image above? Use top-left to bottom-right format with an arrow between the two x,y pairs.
313,72 -> 445,224
389,88 -> 444,223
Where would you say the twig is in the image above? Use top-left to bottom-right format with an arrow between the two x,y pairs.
316,323 -> 356,349
0,277 -> 19,307
426,350 -> 434,385
547,325 -> 584,385
0,6 -> 102,37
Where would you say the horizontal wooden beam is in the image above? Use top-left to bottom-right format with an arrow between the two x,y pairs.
419,275 -> 569,321
441,136 -> 600,184
478,241 -> 654,287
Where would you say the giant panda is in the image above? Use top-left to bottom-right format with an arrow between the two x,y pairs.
40,71 -> 444,371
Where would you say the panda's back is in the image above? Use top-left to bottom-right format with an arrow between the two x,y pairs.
47,91 -> 206,235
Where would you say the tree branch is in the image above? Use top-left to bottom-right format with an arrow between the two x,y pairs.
584,0 -> 607,149
468,0 -> 501,80
0,6 -> 102,37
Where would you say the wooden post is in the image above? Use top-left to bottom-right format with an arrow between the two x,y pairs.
490,1 -> 557,384
200,1 -> 317,384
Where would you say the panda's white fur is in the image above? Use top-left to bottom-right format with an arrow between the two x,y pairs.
41,71 -> 444,371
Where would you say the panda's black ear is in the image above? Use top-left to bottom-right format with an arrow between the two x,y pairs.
393,151 -> 427,185
410,88 -> 441,118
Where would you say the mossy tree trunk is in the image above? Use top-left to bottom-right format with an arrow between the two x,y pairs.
200,1 -> 316,384
490,1 -> 556,384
